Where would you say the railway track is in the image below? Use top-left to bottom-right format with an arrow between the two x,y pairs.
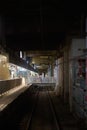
0,85 -> 85,130
0,85 -> 61,130
0,85 -> 39,130
22,86 -> 60,130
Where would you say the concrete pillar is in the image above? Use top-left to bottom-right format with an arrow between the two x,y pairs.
50,63 -> 54,77
85,17 -> 87,124
64,47 -> 69,103
69,60 -> 73,112
55,57 -> 64,96
60,58 -> 64,97
50,63 -> 54,83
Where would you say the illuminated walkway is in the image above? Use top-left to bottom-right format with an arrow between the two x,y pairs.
0,84 -> 31,111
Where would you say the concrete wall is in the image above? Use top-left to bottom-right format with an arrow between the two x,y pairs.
69,38 -> 86,118
0,78 -> 22,94
70,38 -> 85,58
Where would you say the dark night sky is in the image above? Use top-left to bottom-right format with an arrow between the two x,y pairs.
1,0 -> 87,51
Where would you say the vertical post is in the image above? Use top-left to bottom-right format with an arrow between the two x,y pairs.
50,63 -> 54,83
69,60 -> 73,112
86,17 -> 87,85
85,17 -> 87,124
64,47 -> 69,103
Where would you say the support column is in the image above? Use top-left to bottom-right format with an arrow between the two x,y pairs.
64,47 -> 69,103
50,63 -> 54,83
50,63 -> 53,76
85,17 -> 87,124
55,57 -> 63,96
60,58 -> 64,97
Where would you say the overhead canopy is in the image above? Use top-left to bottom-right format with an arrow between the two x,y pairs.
1,0 -> 86,51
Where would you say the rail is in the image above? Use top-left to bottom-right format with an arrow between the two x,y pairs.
47,88 -> 60,130
25,90 -> 39,130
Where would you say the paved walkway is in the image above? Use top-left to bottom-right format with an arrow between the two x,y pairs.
0,84 -> 31,111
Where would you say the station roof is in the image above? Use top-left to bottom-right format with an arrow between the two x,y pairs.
1,0 -> 87,51
0,1 -> 87,73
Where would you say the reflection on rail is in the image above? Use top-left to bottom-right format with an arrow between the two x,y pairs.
24,86 -> 60,130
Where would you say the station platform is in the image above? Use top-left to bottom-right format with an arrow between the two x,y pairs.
0,84 -> 31,111
0,83 -> 55,112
